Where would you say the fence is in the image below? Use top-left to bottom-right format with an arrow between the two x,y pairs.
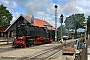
75,45 -> 87,60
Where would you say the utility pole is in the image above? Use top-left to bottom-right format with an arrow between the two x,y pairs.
54,5 -> 58,42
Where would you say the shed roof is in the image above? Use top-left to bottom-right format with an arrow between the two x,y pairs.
20,14 -> 55,30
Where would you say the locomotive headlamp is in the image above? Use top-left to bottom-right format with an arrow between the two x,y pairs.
20,37 -> 23,39
21,36 -> 24,40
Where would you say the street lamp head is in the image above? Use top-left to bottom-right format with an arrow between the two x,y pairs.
54,5 -> 58,8
60,14 -> 64,23
60,14 -> 63,18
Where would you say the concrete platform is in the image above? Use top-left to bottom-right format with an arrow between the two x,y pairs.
88,46 -> 90,60
0,39 -> 12,46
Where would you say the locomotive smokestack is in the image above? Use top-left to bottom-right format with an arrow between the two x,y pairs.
31,15 -> 34,25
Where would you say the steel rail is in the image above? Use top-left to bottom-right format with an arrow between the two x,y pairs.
25,45 -> 63,60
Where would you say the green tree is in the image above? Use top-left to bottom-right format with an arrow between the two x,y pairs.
64,14 -> 85,38
57,25 -> 67,39
0,4 -> 13,27
87,15 -> 90,33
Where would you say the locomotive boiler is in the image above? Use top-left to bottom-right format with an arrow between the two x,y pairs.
12,24 -> 53,48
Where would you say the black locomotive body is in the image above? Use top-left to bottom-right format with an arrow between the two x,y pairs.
13,24 -> 53,48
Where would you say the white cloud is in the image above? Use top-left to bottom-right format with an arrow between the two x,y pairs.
2,0 -> 9,4
36,12 -> 46,18
63,1 -> 77,14
1,0 -> 90,28
25,0 -> 53,15
75,0 -> 90,17
10,12 -> 21,24
0,0 -> 17,8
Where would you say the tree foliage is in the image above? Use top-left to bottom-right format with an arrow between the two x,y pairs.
64,14 -> 85,38
64,14 -> 85,30
0,4 -> 13,27
87,15 -> 90,33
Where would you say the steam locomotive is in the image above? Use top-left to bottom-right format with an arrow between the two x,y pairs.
12,24 -> 53,48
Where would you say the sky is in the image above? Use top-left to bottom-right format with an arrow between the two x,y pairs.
0,0 -> 90,32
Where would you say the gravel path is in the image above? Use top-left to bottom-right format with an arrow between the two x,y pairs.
0,43 -> 62,60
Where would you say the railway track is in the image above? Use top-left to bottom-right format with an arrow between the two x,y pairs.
0,47 -> 16,53
0,44 -> 16,53
24,40 -> 76,60
24,44 -> 63,60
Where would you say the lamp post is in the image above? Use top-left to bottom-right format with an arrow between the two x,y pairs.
60,14 -> 63,43
54,5 -> 58,42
